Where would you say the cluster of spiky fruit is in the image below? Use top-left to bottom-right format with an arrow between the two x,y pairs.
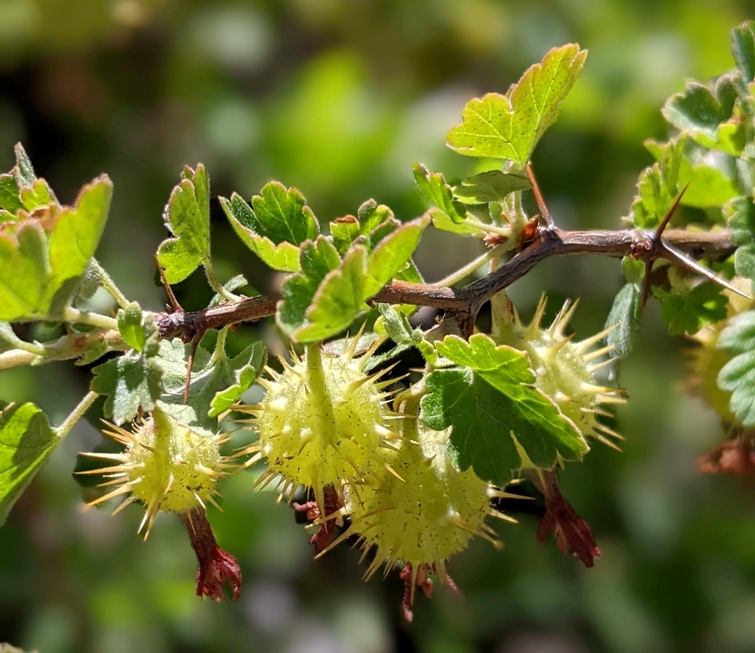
78,295 -> 623,610
234,337 -> 510,609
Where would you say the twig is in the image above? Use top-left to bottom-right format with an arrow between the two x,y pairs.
152,227 -> 736,340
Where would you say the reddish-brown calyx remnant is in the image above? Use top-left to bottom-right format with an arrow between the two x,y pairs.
535,469 -> 601,568
180,508 -> 242,601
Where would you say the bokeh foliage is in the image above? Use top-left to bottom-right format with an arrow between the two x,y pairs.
1,1 -> 755,652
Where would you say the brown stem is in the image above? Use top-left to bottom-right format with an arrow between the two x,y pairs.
153,228 -> 735,340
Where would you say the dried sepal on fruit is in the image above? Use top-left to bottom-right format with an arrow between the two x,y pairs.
78,405 -> 233,538
323,386 -> 515,618
493,293 -> 625,448
235,337 -> 400,511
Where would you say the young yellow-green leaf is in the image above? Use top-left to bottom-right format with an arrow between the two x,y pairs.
329,215 -> 363,255
20,178 -> 57,212
453,170 -> 531,204
447,44 -> 587,166
0,176 -> 113,321
641,138 -> 740,210
717,310 -> 755,425
278,237 -> 343,337
363,216 -> 429,296
157,164 -> 211,284
294,246 -> 368,343
0,402 -> 57,526
420,334 -> 587,485
413,163 -> 466,223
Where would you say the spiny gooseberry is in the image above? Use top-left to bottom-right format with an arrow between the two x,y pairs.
79,405 -> 232,538
494,294 -> 624,448
236,337 -> 399,511
326,388 -> 514,604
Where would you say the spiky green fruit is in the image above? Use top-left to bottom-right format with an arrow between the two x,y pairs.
331,389 -> 511,595
79,405 -> 230,538
237,339 -> 397,510
493,294 -> 624,447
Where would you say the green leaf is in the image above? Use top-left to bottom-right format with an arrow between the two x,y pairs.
375,303 -> 436,365
662,78 -> 745,155
0,176 -> 113,321
727,196 -> 755,287
363,216 -> 429,296
413,163 -> 465,223
278,237 -> 343,337
605,282 -> 643,360
0,174 -> 23,213
732,21 -> 755,84
251,181 -> 319,244
627,138 -> 685,229
91,353 -> 163,425
453,170 -> 531,204
208,340 -> 267,418
221,194 -> 302,272
429,208 -> 485,236
0,402 -> 57,526
294,246 -> 368,342
155,335 -> 266,425
657,283 -> 727,336
420,334 -> 587,485
446,44 -> 587,165
208,342 -> 267,417
157,164 -> 211,284
116,302 -> 158,354
718,310 -> 755,425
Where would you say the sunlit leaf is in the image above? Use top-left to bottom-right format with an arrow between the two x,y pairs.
447,44 -> 587,165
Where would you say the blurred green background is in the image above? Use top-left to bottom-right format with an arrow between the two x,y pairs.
2,1 -> 755,652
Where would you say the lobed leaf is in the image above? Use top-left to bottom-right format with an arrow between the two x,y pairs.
662,78 -> 745,156
453,170 -> 531,205
413,163 -> 466,223
0,402 -> 57,525
420,334 -> 587,486
0,176 -> 112,322
717,310 -> 755,425
626,138 -> 685,229
657,283 -> 727,336
446,44 -> 587,166
91,353 -> 163,425
157,164 -> 211,284
727,196 -> 755,288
